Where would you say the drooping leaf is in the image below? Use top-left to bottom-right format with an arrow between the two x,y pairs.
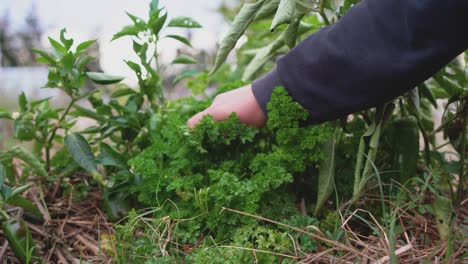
167,17 -> 202,28
284,13 -> 304,48
65,133 -> 105,185
255,0 -> 281,20
433,194 -> 453,240
99,143 -> 128,169
419,83 -> 438,108
86,72 -> 124,85
165,35 -> 192,47
270,0 -> 296,31
242,33 -> 284,81
2,146 -> 48,177
171,55 -> 198,65
211,0 -> 266,75
314,133 -> 336,215
6,196 -> 44,222
407,87 -> 421,118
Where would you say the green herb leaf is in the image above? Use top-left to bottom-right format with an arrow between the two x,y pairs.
60,28 -> 74,51
167,17 -> 202,28
76,39 -> 97,54
172,69 -> 201,86
165,35 -> 192,47
48,37 -> 66,54
86,72 -> 124,85
270,0 -> 296,31
2,146 -> 48,177
65,133 -> 105,185
314,133 -> 336,215
112,25 -> 142,41
211,0 -> 266,75
32,48 -> 56,65
171,55 -> 198,65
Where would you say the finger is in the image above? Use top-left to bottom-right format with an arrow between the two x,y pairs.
187,110 -> 209,128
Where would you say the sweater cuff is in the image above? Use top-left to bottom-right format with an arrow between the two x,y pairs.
251,68 -> 282,115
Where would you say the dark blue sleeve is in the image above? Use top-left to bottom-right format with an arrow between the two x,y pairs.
252,0 -> 468,124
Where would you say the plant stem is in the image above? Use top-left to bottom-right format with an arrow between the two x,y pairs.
456,98 -> 467,205
319,0 -> 331,25
45,98 -> 76,172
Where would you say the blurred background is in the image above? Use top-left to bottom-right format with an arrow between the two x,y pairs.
0,0 -> 238,148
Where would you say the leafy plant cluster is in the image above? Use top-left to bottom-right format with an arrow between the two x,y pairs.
0,0 -> 466,263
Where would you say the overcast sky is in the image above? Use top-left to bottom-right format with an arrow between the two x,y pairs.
0,0 -> 231,82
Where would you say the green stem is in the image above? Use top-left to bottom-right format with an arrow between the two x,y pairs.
45,98 -> 76,171
319,0 -> 331,25
456,98 -> 467,205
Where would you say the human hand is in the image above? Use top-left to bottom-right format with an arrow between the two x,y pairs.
187,84 -> 266,128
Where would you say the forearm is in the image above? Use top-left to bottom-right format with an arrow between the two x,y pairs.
253,0 -> 468,124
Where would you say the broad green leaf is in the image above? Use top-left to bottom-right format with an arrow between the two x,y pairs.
433,194 -> 453,240
60,28 -> 74,50
242,33 -> 284,81
270,0 -> 296,31
76,39 -> 97,54
65,133 -> 105,185
167,17 -> 202,28
211,0 -> 266,75
112,25 -> 141,41
255,0 -> 280,20
3,146 -> 48,177
32,48 -> 56,65
48,37 -> 66,54
86,72 -> 124,85
172,69 -> 202,86
165,35 -> 192,47
171,55 -> 198,65
314,133 -> 336,215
